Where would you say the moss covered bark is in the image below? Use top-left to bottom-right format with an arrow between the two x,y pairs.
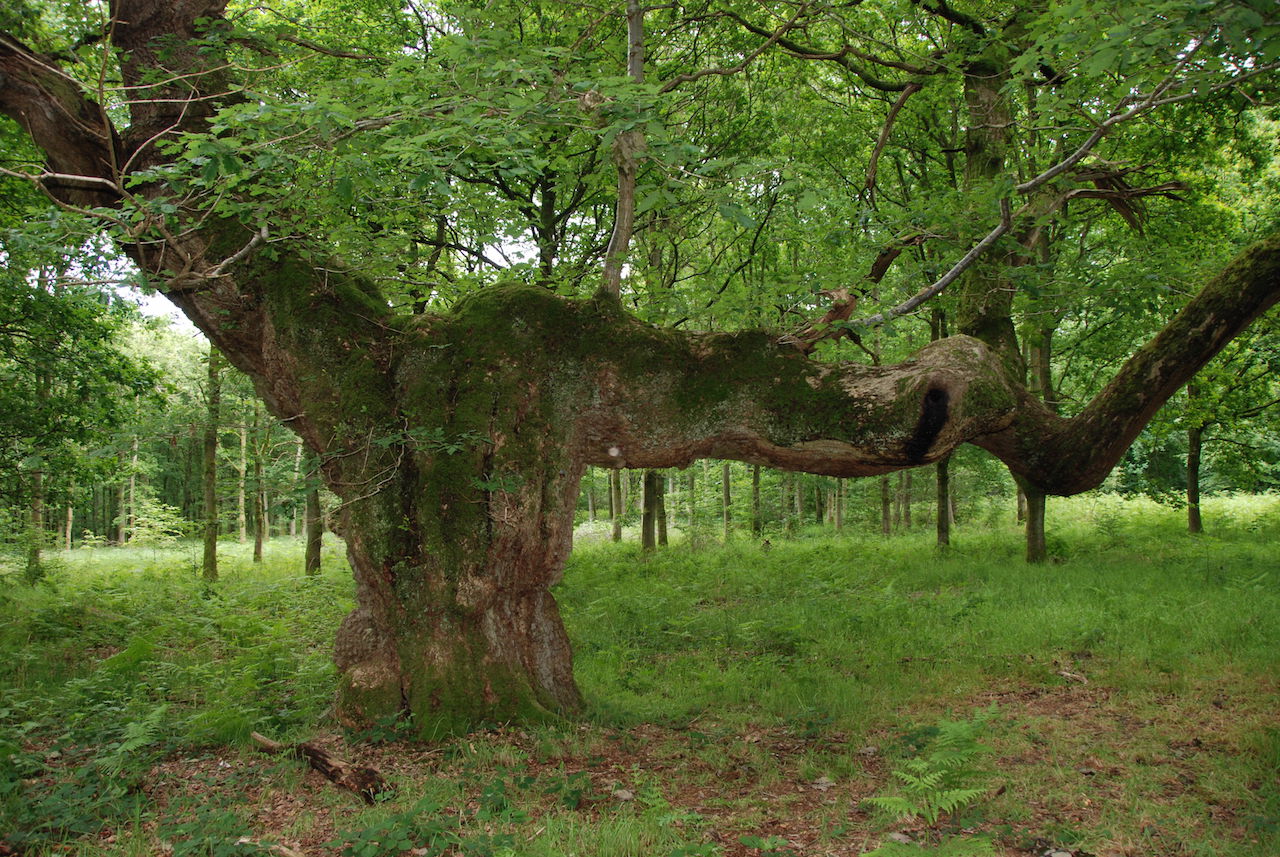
194,239 -> 1279,737
240,279 -> 1033,738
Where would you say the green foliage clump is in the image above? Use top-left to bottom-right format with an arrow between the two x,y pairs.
860,839 -> 994,857
859,711 -> 997,856
863,711 -> 995,828
0,540 -> 351,846
161,805 -> 276,857
328,797 -> 460,857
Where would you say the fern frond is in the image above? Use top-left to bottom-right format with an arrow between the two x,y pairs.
98,703 -> 168,776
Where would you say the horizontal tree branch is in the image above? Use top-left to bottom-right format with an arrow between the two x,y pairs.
724,11 -> 916,92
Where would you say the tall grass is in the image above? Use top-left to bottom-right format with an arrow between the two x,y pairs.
562,493 -> 1280,729
1,494 -> 1277,855
0,538 -> 350,746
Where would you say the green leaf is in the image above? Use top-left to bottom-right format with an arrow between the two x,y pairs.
335,176 -> 355,205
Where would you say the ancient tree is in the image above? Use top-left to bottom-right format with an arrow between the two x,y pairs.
2,0 -> 1278,738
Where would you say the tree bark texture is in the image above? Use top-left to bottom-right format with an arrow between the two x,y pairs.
641,469 -> 659,551
305,465 -> 323,576
751,464 -> 762,535
657,476 -> 668,546
609,469 -> 623,542
6,0 -> 1280,737
1024,487 -> 1047,563
834,479 -> 844,532
954,50 -> 1024,375
1187,426 -> 1204,534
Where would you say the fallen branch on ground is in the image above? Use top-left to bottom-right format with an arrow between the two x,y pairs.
250,731 -> 390,804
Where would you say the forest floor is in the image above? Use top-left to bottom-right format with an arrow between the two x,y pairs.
1,494 -> 1278,857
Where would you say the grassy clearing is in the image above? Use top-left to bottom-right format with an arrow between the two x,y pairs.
1,495 -> 1277,856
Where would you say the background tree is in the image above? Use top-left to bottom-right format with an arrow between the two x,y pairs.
202,346 -> 222,580
0,206 -> 154,575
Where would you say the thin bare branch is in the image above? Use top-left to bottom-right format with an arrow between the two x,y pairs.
864,81 -> 923,201
659,3 -> 811,94
276,33 -> 383,61
723,11 -> 918,92
848,198 -> 1013,328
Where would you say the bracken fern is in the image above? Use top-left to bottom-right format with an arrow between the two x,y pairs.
863,709 -> 995,828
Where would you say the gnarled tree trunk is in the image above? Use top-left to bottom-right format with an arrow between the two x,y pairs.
5,0 -> 1280,739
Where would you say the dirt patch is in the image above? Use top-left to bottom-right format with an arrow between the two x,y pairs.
73,676 -> 1276,857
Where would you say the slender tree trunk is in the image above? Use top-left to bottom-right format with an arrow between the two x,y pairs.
238,421 -> 248,542
600,0 -> 646,297
586,468 -> 596,522
1187,423 -> 1204,535
184,424 -> 197,520
116,450 -> 127,544
834,478 -> 844,532
64,483 -> 74,551
25,467 -> 44,582
305,459 -> 322,576
1025,487 -> 1047,562
202,346 -> 222,581
1016,486 -> 1026,523
780,473 -> 791,532
657,475 -> 668,546
687,467 -> 696,530
880,475 -> 892,535
1025,324 -> 1059,552
721,461 -> 732,539
902,470 -> 913,528
291,438 -> 302,537
127,431 -> 139,539
892,472 -> 903,529
641,469 -> 659,551
751,464 -> 762,535
610,469 -> 623,542
954,52 -> 1022,372
253,404 -> 265,563
1182,386 -> 1203,534
936,457 -> 951,547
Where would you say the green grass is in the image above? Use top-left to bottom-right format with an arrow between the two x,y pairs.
566,494 -> 1280,731
0,494 -> 1277,856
